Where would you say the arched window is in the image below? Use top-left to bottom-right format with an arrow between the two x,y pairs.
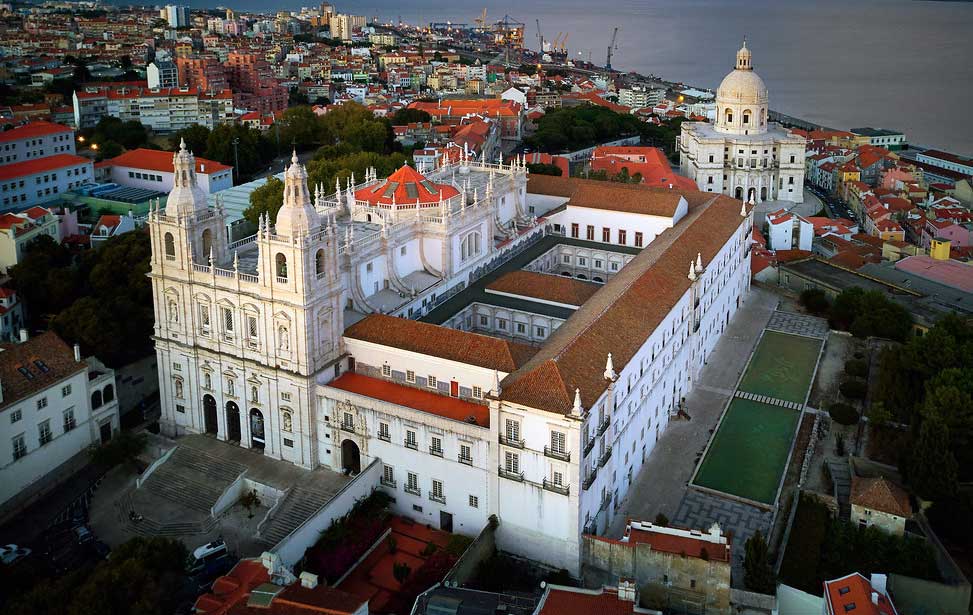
742,110 -> 751,125
725,108 -> 733,124
164,233 -> 175,259
201,229 -> 212,257
315,250 -> 326,277
461,232 -> 481,261
91,390 -> 102,409
276,253 -> 288,280
103,384 -> 114,403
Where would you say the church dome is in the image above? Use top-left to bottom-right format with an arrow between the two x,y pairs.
274,151 -> 320,237
354,163 -> 459,208
716,41 -> 768,106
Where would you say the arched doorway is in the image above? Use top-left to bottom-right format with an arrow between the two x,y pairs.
225,401 -> 241,442
734,187 -> 743,200
203,395 -> 218,435
249,409 -> 265,450
341,440 -> 361,475
760,187 -> 767,201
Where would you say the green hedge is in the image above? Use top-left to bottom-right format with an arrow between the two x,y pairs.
829,403 -> 859,426
839,379 -> 867,400
844,359 -> 868,379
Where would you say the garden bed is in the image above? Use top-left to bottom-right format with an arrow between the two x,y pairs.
301,491 -> 392,584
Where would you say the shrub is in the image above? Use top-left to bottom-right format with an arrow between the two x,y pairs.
654,513 -> 669,527
800,288 -> 830,316
392,561 -> 411,584
420,542 -> 439,557
844,359 -> 868,378
829,403 -> 859,426
840,379 -> 867,400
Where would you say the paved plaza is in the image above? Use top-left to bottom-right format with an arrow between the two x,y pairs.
766,310 -> 830,340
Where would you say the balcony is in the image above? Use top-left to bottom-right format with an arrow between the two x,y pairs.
598,445 -> 613,468
404,485 -> 421,496
340,423 -> 355,434
582,468 -> 598,491
405,440 -> 418,450
498,466 -> 524,482
378,432 -> 391,442
597,416 -> 610,436
499,434 -> 525,449
381,477 -> 396,489
429,492 -> 446,504
544,446 -> 571,462
600,492 -> 612,512
458,454 -> 473,466
583,438 -> 595,457
543,479 -> 570,496
429,446 -> 444,458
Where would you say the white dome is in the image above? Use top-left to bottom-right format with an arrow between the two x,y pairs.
717,69 -> 768,106
274,151 -> 320,237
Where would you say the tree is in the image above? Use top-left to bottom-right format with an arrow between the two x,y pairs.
526,163 -> 562,176
206,124 -> 273,179
245,177 -> 285,226
920,368 -> 973,477
800,288 -> 830,316
744,530 -> 775,594
169,124 -> 211,157
288,88 -> 310,106
8,234 -> 76,323
390,107 -> 431,125
280,106 -> 327,151
828,288 -> 913,342
89,431 -> 146,468
907,416 -> 959,501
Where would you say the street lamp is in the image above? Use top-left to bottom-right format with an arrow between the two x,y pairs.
91,143 -> 99,151
232,137 -> 240,184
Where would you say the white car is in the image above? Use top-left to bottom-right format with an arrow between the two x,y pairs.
0,543 -> 31,565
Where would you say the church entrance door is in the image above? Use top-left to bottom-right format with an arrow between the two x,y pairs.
226,402 -> 241,443
203,395 -> 218,435
760,187 -> 767,201
250,409 -> 265,450
341,439 -> 361,475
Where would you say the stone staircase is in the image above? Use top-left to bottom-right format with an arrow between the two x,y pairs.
139,446 -> 247,514
258,485 -> 334,547
115,487 -> 218,537
827,459 -> 852,521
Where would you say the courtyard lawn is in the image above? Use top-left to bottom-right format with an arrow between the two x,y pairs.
693,399 -> 801,505
737,331 -> 822,404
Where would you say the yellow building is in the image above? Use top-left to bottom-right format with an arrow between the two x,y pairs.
929,237 -> 951,260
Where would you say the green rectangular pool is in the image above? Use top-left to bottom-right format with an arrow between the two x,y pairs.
693,399 -> 802,505
737,331 -> 822,404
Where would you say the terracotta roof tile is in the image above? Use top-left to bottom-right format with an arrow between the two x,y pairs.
527,175 -> 685,217
105,148 -> 231,174
0,120 -> 72,142
537,587 -> 637,615
851,476 -> 911,518
0,332 -> 86,411
486,271 -> 600,306
0,153 -> 90,181
344,314 -> 537,373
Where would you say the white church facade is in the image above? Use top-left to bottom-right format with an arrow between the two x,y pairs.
679,42 -> 807,203
149,142 -> 754,575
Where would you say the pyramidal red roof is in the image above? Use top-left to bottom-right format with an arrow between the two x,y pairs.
354,164 -> 459,206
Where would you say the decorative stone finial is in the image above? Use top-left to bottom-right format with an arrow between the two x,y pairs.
493,370 -> 502,395
572,388 -> 583,416
604,353 -> 616,381
740,201 -> 747,217
688,260 -> 697,281
695,252 -> 703,273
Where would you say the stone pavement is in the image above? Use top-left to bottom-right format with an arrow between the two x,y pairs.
673,490 -> 773,582
766,310 -> 830,340
606,286 -> 780,537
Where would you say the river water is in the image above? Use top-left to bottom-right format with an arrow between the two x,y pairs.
205,0 -> 973,154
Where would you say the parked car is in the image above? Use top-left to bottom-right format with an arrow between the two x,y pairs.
0,544 -> 31,565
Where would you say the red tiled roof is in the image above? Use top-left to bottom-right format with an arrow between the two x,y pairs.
105,148 -> 231,174
344,314 -> 537,373
486,271 -> 601,306
537,587 -> 638,615
622,526 -> 730,561
353,164 -> 459,206
824,573 -> 898,615
22,206 -> 52,220
327,372 -> 490,427
0,332 -> 86,412
0,153 -> 91,181
0,120 -> 72,143
851,476 -> 911,518
527,175 -> 685,217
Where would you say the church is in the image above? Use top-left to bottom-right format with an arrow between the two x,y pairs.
679,42 -> 807,203
148,140 -> 753,575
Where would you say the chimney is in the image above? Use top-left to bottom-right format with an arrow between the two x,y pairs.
74,343 -> 82,362
299,571 -> 318,589
200,163 -> 205,173
18,328 -> 28,343
871,592 -> 879,606
870,573 -> 888,597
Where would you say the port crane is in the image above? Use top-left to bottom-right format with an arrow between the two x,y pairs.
535,18 -> 544,52
606,26 -> 619,71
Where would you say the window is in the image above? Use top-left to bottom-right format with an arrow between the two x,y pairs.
405,429 -> 417,449
634,232 -> 643,248
342,411 -> 354,430
62,385 -> 72,397
406,370 -> 415,383
497,318 -> 507,330
472,386 -> 482,399
562,254 -> 571,264
315,249 -> 326,277
430,436 -> 443,456
602,227 -> 610,243
460,443 -> 472,464
578,257 -> 586,266
618,230 -> 627,245
38,420 -> 52,445
479,315 -> 489,326
427,375 -> 437,389
431,479 -> 444,502
63,408 -> 76,432
12,434 -> 26,460
504,418 -> 520,443
504,450 -> 520,474
379,422 -> 390,441
283,438 -> 294,447
552,470 -> 564,487
551,431 -> 566,455
275,253 -> 288,280
586,225 -> 594,241
176,404 -> 186,414
164,233 -> 175,259
469,495 -> 479,508
406,472 -> 419,494
247,315 -> 258,343
535,326 -> 546,337
569,223 -> 579,238
199,304 -> 211,330
10,409 -> 22,423
381,364 -> 392,378
221,307 -> 234,336
383,464 -> 395,486
37,397 -> 48,410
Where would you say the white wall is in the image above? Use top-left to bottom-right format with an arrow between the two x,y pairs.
548,203 -> 684,249
110,165 -> 232,194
